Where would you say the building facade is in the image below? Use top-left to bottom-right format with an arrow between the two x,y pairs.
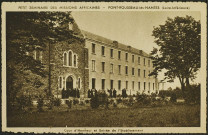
33,15 -> 158,98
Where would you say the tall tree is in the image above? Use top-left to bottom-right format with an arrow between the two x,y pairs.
150,16 -> 201,92
6,12 -> 75,107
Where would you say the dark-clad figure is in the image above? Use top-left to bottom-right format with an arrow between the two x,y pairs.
94,89 -> 98,97
76,89 -> 80,98
88,89 -> 91,98
113,89 -> 117,98
109,89 -> 113,98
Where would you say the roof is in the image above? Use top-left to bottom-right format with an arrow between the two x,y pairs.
81,30 -> 150,57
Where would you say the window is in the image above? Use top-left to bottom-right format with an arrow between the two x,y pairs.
148,60 -> 150,67
110,80 -> 114,89
74,55 -> 77,67
68,51 -> 72,66
138,57 -> 140,65
59,77 -> 62,88
63,77 -> 65,89
92,78 -> 96,89
63,53 -> 67,66
138,69 -> 140,77
101,46 -> 105,56
102,79 -> 105,90
118,80 -> 121,90
144,70 -> 146,78
102,62 -> 105,72
153,83 -> 155,90
126,81 -> 128,89
110,64 -> 114,73
148,70 -> 150,78
144,58 -> 146,66
110,49 -> 113,58
149,82 -> 150,90
138,82 -> 140,90
132,68 -> 135,75
92,43 -> 95,54
125,66 -> 128,75
144,82 -> 146,90
132,81 -> 134,90
118,51 -> 121,59
132,55 -> 134,63
118,65 -> 121,74
125,53 -> 128,61
78,78 -> 81,89
92,60 -> 95,71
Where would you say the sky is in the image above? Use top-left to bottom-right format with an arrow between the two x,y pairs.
72,11 -> 201,89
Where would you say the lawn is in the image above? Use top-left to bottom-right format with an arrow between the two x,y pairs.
7,104 -> 200,127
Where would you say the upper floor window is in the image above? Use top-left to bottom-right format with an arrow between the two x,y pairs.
132,68 -> 135,76
68,51 -> 72,66
132,55 -> 134,63
138,57 -> 140,65
125,66 -> 128,75
110,49 -> 114,58
102,62 -> 105,72
92,43 -> 96,54
144,58 -> 146,66
138,69 -> 140,77
110,63 -> 114,73
153,83 -> 155,90
63,53 -> 67,66
92,60 -> 95,71
125,53 -> 128,61
118,65 -> 121,74
118,51 -> 121,60
101,46 -> 105,56
148,60 -> 151,67
144,70 -> 146,78
74,55 -> 77,67
63,50 -> 78,67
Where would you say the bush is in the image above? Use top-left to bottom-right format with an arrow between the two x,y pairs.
16,95 -> 33,111
184,84 -> 200,104
46,97 -> 54,110
116,98 -> 122,104
37,96 -> 44,112
90,96 -> 99,109
66,100 -> 72,109
53,98 -> 61,106
85,99 -> 90,104
73,99 -> 79,105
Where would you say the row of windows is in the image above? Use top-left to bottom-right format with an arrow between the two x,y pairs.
92,78 -> 155,91
63,50 -> 78,67
93,61 -> 152,77
92,43 -> 151,67
26,50 -> 43,62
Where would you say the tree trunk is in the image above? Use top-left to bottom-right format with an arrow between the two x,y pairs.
185,77 -> 190,87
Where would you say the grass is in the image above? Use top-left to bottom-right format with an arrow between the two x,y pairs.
7,104 -> 200,127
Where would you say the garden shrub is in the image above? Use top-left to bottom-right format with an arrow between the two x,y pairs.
16,95 -> 33,111
73,99 -> 79,105
66,100 -> 72,109
85,99 -> 90,104
90,96 -> 99,109
116,98 -> 122,104
53,97 -> 61,106
184,84 -> 200,104
37,96 -> 44,112
46,97 -> 54,110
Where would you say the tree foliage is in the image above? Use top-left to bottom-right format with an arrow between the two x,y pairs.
150,16 -> 201,92
6,12 -> 75,109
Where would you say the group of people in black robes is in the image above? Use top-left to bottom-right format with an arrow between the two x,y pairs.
87,89 -> 97,98
107,89 -> 117,98
122,88 -> 127,98
62,88 -> 80,99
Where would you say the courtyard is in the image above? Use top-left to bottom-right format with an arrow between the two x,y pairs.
7,104 -> 200,127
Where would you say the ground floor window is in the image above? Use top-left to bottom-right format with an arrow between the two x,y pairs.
126,81 -> 128,89
144,82 -> 146,90
138,82 -> 140,90
153,83 -> 154,90
102,79 -> 105,90
132,81 -> 134,90
92,78 -> 96,89
110,80 -> 114,89
118,80 -> 121,90
59,77 -> 62,88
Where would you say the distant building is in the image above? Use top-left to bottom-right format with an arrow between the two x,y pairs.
31,14 -> 159,98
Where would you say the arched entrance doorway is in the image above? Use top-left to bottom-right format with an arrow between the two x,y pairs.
66,76 -> 73,90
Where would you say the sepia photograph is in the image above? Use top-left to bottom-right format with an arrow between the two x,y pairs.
1,2 -> 207,134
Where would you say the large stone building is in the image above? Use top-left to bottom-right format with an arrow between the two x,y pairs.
34,14 -> 159,98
